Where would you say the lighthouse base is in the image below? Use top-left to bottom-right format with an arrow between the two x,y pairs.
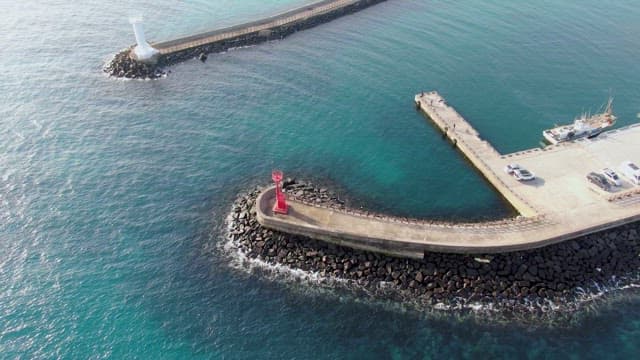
130,45 -> 160,64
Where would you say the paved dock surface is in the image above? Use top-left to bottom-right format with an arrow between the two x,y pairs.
256,91 -> 640,257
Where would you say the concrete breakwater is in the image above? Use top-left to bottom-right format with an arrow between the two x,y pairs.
105,0 -> 387,79
254,92 -> 640,256
226,179 -> 640,322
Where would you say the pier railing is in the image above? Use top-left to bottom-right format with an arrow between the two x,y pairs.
286,192 -> 550,234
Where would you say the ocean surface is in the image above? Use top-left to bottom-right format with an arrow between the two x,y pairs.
2,0 -> 640,358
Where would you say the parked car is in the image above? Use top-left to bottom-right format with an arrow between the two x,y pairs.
504,163 -> 521,174
587,172 -> 611,191
601,168 -> 621,186
513,168 -> 535,181
620,161 -> 640,185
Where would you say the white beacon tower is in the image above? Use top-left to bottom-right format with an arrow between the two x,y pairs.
129,17 -> 159,63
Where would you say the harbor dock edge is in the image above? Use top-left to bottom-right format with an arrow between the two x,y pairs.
255,91 -> 640,257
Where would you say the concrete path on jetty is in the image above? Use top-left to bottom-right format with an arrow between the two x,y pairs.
256,91 -> 640,258
153,0 -> 380,55
107,0 -> 387,78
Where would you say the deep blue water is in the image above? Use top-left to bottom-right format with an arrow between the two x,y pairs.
2,0 -> 640,358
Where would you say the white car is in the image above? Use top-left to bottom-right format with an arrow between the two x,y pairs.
513,168 -> 535,181
601,168 -> 621,186
504,163 -> 521,174
620,161 -> 640,185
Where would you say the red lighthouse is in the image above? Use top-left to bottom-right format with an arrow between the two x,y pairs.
272,170 -> 288,215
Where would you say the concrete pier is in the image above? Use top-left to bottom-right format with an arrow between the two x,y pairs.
256,91 -> 640,258
106,0 -> 387,78
154,0 -> 381,55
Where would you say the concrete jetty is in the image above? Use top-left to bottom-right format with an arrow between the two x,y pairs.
106,0 -> 387,79
256,91 -> 640,258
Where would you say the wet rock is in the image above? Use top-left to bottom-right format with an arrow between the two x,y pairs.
226,179 -> 640,320
104,48 -> 166,79
283,177 -> 296,188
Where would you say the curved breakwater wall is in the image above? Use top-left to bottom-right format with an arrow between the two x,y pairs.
105,0 -> 387,79
226,179 -> 640,324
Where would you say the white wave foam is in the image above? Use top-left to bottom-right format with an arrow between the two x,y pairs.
571,274 -> 640,307
221,207 -> 347,288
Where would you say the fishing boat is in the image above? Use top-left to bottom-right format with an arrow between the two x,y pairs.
542,98 -> 616,145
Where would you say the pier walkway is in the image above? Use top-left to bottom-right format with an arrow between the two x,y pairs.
153,0 -> 367,55
256,91 -> 640,257
108,0 -> 387,78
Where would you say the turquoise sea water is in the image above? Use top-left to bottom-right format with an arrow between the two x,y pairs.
2,0 -> 640,358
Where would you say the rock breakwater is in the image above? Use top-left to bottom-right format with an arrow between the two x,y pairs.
225,179 -> 640,323
104,49 -> 166,80
104,0 -> 387,79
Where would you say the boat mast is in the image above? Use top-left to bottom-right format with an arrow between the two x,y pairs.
605,96 -> 614,115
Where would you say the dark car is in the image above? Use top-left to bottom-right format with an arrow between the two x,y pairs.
587,172 -> 611,191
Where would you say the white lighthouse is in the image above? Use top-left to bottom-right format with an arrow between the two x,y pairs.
129,17 -> 159,63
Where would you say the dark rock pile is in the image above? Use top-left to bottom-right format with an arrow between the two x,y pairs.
226,179 -> 640,321
104,48 -> 165,80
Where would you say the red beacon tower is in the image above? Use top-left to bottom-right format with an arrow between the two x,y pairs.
271,170 -> 288,215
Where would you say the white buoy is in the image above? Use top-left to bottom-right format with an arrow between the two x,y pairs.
129,17 -> 158,63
